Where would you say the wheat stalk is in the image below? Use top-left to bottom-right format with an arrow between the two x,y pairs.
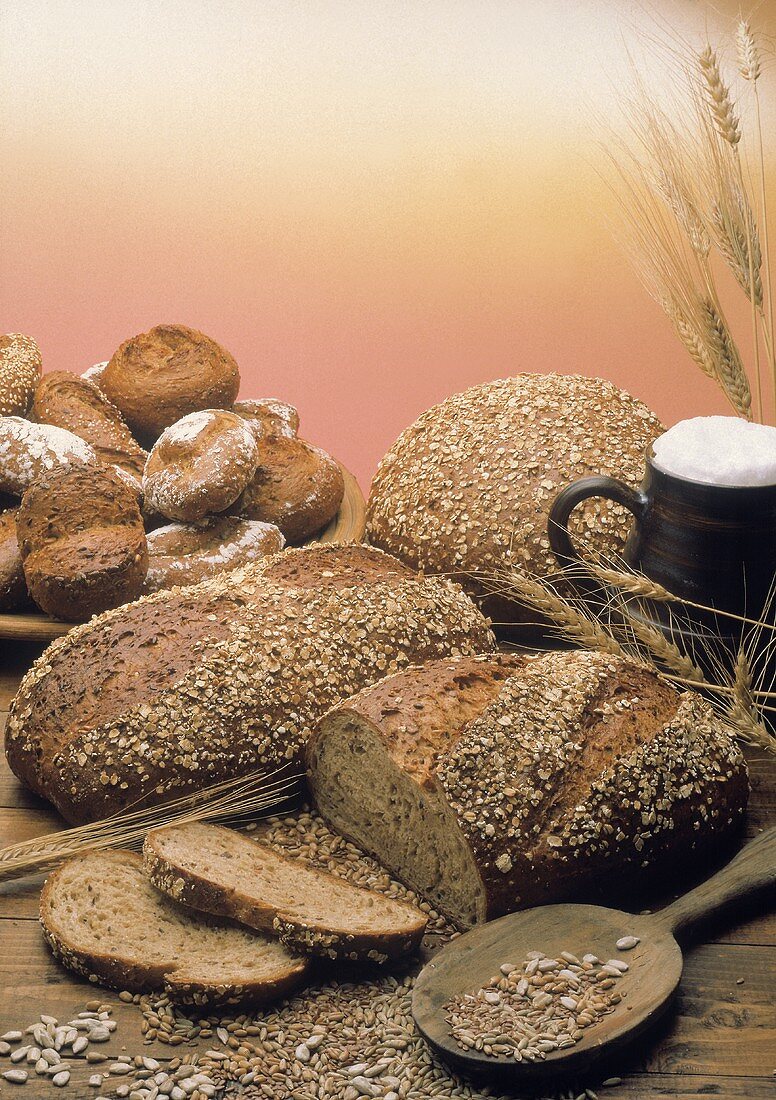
0,767 -> 302,883
483,569 -> 627,657
736,20 -> 761,83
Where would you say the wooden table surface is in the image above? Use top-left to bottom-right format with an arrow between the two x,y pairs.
0,639 -> 774,1100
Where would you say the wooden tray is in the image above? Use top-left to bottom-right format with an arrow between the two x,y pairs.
0,464 -> 366,642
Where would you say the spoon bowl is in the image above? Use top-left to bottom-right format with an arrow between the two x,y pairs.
412,827 -> 775,1083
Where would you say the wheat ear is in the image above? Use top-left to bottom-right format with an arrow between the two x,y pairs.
727,648 -> 773,749
0,768 -> 302,883
699,46 -> 741,145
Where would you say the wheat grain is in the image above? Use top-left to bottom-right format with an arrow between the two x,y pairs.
701,298 -> 753,417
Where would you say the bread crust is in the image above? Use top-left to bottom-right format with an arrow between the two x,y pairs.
40,850 -> 310,1006
230,435 -> 345,543
143,409 -> 259,522
0,333 -> 41,416
366,374 -> 664,628
31,371 -> 147,482
17,463 -> 148,621
6,544 -> 495,823
309,651 -> 749,925
102,324 -> 240,441
143,823 -> 427,963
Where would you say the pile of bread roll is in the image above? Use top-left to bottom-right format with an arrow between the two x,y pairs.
0,325 -> 344,621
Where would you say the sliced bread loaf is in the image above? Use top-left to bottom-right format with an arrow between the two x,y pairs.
308,651 -> 748,928
40,850 -> 309,1005
144,822 -> 428,963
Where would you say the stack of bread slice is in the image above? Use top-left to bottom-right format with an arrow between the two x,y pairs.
40,824 -> 427,1006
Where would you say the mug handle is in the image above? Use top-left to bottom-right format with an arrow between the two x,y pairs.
548,476 -> 647,569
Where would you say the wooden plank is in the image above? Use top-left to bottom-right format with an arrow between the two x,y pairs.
597,1077 -> 776,1098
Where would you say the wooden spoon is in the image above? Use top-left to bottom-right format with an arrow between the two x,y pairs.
412,827 -> 775,1082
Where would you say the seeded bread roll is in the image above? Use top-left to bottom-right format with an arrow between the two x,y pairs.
31,370 -> 148,485
230,435 -> 345,543
6,544 -> 494,824
0,334 -> 42,416
232,398 -> 299,441
41,850 -> 309,1005
17,463 -> 148,621
144,823 -> 427,963
143,409 -> 259,522
143,516 -> 284,593
102,324 -> 240,441
0,417 -> 98,496
0,508 -> 28,610
308,650 -> 748,928
366,374 -> 664,627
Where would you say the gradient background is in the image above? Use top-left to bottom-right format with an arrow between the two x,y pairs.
2,0 -> 774,489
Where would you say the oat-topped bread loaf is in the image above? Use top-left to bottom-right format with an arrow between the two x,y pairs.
41,850 -> 309,1005
102,324 -> 240,441
0,333 -> 42,416
308,650 -> 748,928
366,374 -> 663,627
144,822 -> 427,963
6,544 -> 494,824
31,370 -> 148,485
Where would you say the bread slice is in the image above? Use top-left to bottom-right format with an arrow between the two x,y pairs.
144,822 -> 428,963
40,850 -> 309,1005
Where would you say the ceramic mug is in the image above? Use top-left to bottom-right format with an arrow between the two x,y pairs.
547,453 -> 776,637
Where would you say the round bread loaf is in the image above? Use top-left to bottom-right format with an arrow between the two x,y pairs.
309,650 -> 748,927
232,398 -> 299,441
0,334 -> 42,416
143,516 -> 285,593
366,374 -> 664,625
0,508 -> 28,610
102,324 -> 240,440
17,463 -> 148,622
144,409 -> 259,522
6,544 -> 494,824
231,435 -> 345,543
0,417 -> 98,496
31,371 -> 147,484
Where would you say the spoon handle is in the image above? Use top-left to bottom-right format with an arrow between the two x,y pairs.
653,827 -> 776,940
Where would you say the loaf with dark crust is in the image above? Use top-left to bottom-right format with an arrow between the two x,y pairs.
17,463 -> 148,621
31,370 -> 148,484
101,324 -> 240,441
142,516 -> 284,593
41,850 -> 309,1006
366,374 -> 664,627
143,409 -> 259,522
230,435 -> 345,543
308,650 -> 748,928
6,544 -> 495,824
0,508 -> 28,610
232,398 -> 299,441
0,417 -> 98,496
